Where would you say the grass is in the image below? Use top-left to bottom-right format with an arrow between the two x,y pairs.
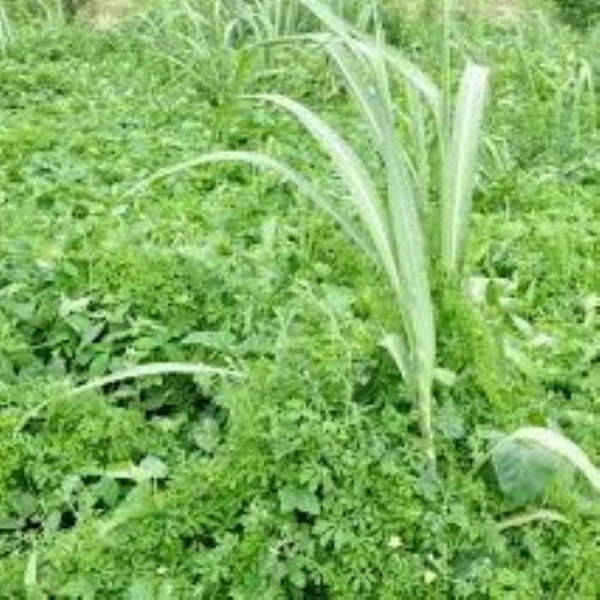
0,0 -> 598,595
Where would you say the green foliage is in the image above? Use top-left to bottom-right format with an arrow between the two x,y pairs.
551,0 -> 600,29
144,0 -> 489,466
0,0 -> 599,596
492,436 -> 565,506
433,274 -> 517,418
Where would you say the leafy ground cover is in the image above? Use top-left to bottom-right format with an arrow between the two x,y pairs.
0,0 -> 598,596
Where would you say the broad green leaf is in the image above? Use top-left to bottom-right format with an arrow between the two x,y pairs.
491,427 -> 600,507
507,427 -> 600,493
491,436 -> 560,506
433,367 -> 458,387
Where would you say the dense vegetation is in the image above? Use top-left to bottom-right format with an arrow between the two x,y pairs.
0,0 -> 598,596
551,0 -> 600,29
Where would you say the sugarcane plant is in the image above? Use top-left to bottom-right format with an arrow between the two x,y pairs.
129,0 -> 487,468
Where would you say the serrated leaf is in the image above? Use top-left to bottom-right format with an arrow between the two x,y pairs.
279,486 -> 321,516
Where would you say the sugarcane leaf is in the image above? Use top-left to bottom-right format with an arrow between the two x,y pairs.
442,62 -> 488,271
71,361 -> 242,394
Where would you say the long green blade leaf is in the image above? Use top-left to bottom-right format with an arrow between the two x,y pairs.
297,36 -> 435,458
442,62 -> 488,271
126,150 -> 373,258
298,0 -> 441,111
71,362 -> 242,395
380,333 -> 411,382
326,41 -> 434,392
497,509 -> 569,532
250,93 -> 401,293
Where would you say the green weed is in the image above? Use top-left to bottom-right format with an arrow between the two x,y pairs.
0,0 -> 598,595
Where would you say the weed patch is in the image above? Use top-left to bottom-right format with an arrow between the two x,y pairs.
0,0 -> 598,595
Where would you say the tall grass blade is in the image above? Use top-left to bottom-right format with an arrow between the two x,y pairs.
254,92 -> 434,376
497,509 -> 569,532
251,68 -> 437,460
71,362 -> 243,395
127,149 -> 372,258
380,333 -> 410,386
299,0 -> 441,111
442,62 -> 488,272
250,93 -> 400,289
0,2 -> 12,52
316,39 -> 435,460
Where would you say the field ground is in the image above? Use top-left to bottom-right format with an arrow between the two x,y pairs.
0,0 -> 598,596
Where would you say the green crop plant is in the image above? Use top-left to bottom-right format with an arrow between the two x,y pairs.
131,0 -> 488,468
229,0 -> 304,40
131,0 -> 600,495
553,55 -> 597,158
137,0 -> 256,105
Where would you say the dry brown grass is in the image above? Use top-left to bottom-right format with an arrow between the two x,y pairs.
475,0 -> 527,21
77,0 -> 530,31
400,0 -> 530,25
80,0 -> 134,29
